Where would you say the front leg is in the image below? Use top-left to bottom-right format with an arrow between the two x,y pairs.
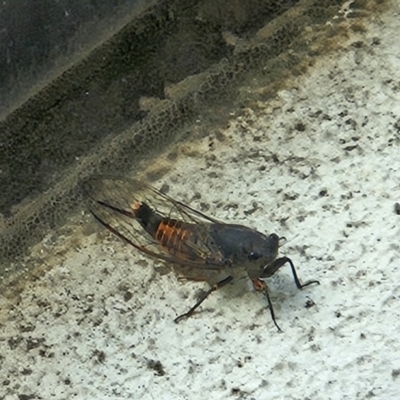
260,257 -> 319,289
252,278 -> 282,332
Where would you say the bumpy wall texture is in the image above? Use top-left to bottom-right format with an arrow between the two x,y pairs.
0,0 -> 346,273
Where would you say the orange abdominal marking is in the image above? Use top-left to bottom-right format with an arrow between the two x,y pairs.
155,219 -> 192,255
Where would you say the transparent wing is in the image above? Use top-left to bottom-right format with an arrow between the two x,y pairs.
82,176 -> 228,270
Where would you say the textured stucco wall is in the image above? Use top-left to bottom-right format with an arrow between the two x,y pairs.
1,3 -> 399,399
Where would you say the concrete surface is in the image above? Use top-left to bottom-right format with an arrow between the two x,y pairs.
1,3 -> 400,399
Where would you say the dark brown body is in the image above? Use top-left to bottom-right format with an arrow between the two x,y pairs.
84,176 -> 319,331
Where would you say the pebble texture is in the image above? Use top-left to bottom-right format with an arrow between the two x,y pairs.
1,4 -> 399,399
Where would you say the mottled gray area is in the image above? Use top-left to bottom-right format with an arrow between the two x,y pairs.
1,3 -> 399,400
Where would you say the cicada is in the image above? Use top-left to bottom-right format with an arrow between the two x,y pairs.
83,176 -> 319,331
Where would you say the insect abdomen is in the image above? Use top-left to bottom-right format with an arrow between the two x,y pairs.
134,202 -> 198,260
133,202 -> 162,237
155,219 -> 193,255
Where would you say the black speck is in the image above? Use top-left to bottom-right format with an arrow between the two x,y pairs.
294,122 -> 306,132
371,37 -> 381,46
284,193 -> 299,201
19,324 -> 36,333
18,395 -> 35,400
395,203 -> 400,215
345,118 -> 357,128
21,368 -> 33,376
351,41 -> 364,48
160,183 -> 170,194
191,192 -> 201,201
319,189 -> 328,197
305,299 -> 315,308
94,350 -> 106,363
394,119 -> 400,133
26,338 -> 45,351
322,114 -> 332,121
147,359 -> 166,376
244,202 -> 259,216
392,369 -> 400,379
8,336 -> 23,349
124,291 -> 133,302
343,145 -> 358,151
200,202 -> 210,212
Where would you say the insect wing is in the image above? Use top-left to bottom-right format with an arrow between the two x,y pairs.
83,176 -> 227,270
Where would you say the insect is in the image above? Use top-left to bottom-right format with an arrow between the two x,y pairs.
83,176 -> 319,331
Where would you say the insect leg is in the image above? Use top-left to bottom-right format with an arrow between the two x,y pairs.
260,256 -> 320,289
252,279 -> 282,332
263,285 -> 282,332
174,276 -> 233,323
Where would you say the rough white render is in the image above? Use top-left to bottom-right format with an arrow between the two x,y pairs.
1,5 -> 400,400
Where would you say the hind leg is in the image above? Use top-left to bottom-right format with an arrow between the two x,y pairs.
174,276 -> 233,323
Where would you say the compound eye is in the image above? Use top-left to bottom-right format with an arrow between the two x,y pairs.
269,233 -> 279,241
248,252 -> 261,261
